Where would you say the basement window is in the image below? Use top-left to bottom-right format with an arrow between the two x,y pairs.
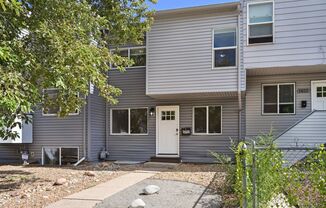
193,106 -> 222,135
262,83 -> 295,115
111,108 -> 148,135
213,28 -> 237,68
42,147 -> 79,165
248,1 -> 274,44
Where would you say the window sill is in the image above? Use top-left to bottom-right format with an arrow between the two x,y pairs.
192,133 -> 222,136
262,113 -> 296,116
247,42 -> 274,47
212,66 -> 237,70
110,133 -> 149,136
111,66 -> 146,70
42,113 -> 80,117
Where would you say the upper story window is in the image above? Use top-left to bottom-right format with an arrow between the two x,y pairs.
248,1 -> 274,45
42,89 -> 79,116
262,83 -> 295,115
213,28 -> 237,68
111,46 -> 146,68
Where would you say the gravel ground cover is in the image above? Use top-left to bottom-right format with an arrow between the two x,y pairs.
0,162 -> 124,208
95,179 -> 222,208
0,162 -> 232,208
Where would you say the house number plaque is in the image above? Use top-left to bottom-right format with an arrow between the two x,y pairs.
297,88 -> 309,94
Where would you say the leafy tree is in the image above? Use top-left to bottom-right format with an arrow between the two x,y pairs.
0,0 -> 156,140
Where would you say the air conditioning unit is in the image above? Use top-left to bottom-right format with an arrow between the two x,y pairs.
0,115 -> 33,144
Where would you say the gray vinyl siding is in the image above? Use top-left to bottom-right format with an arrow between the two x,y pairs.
242,0 -> 326,69
246,72 -> 326,137
108,68 -> 241,163
0,109 -> 85,163
147,11 -> 245,96
0,144 -> 22,163
88,90 -> 107,161
276,111 -> 326,146
276,111 -> 326,165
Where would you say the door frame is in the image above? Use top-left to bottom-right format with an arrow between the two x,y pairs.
311,80 -> 326,111
155,105 -> 180,157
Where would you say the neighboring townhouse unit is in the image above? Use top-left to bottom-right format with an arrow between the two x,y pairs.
0,0 -> 325,164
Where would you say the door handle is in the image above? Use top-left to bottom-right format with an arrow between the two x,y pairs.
176,128 -> 179,135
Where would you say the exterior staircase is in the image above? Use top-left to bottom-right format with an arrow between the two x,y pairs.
275,110 -> 326,166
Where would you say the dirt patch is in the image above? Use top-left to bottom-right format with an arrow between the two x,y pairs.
0,162 -> 235,208
0,162 -> 125,208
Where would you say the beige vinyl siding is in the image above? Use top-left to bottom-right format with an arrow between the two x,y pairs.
242,0 -> 326,69
246,72 -> 326,137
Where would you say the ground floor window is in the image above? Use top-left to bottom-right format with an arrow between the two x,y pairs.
193,106 -> 222,134
262,83 -> 295,115
42,147 -> 79,165
111,108 -> 148,135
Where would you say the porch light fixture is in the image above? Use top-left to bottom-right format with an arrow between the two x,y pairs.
149,107 -> 155,117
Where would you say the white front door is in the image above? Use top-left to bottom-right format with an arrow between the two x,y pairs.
156,106 -> 179,156
312,81 -> 326,110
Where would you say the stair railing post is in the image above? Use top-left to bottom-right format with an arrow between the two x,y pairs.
242,143 -> 247,208
252,140 -> 257,208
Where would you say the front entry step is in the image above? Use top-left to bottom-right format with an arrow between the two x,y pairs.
144,162 -> 179,169
150,156 -> 181,163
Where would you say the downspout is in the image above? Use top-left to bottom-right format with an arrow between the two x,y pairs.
105,101 -> 108,151
87,94 -> 91,160
237,4 -> 243,142
83,103 -> 87,158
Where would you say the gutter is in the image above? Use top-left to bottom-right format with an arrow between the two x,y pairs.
237,4 -> 243,142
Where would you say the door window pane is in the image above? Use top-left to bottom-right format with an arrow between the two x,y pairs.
194,107 -> 207,133
112,109 -> 128,134
214,49 -> 236,67
130,109 -> 147,134
249,3 -> 273,23
209,106 -> 222,134
61,148 -> 78,165
43,148 -> 60,165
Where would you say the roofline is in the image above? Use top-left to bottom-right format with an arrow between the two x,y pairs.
155,2 -> 240,16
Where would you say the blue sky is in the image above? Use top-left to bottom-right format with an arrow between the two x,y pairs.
147,0 -> 237,11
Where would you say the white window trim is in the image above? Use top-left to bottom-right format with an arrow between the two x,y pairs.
110,107 -> 148,136
192,106 -> 223,135
110,46 -> 146,69
262,83 -> 296,115
42,146 -> 79,166
42,88 -> 80,116
212,28 -> 237,69
247,0 -> 275,45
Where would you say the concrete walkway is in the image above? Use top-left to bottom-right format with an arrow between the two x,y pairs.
46,171 -> 157,208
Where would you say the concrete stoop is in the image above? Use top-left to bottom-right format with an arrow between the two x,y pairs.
143,162 -> 179,169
